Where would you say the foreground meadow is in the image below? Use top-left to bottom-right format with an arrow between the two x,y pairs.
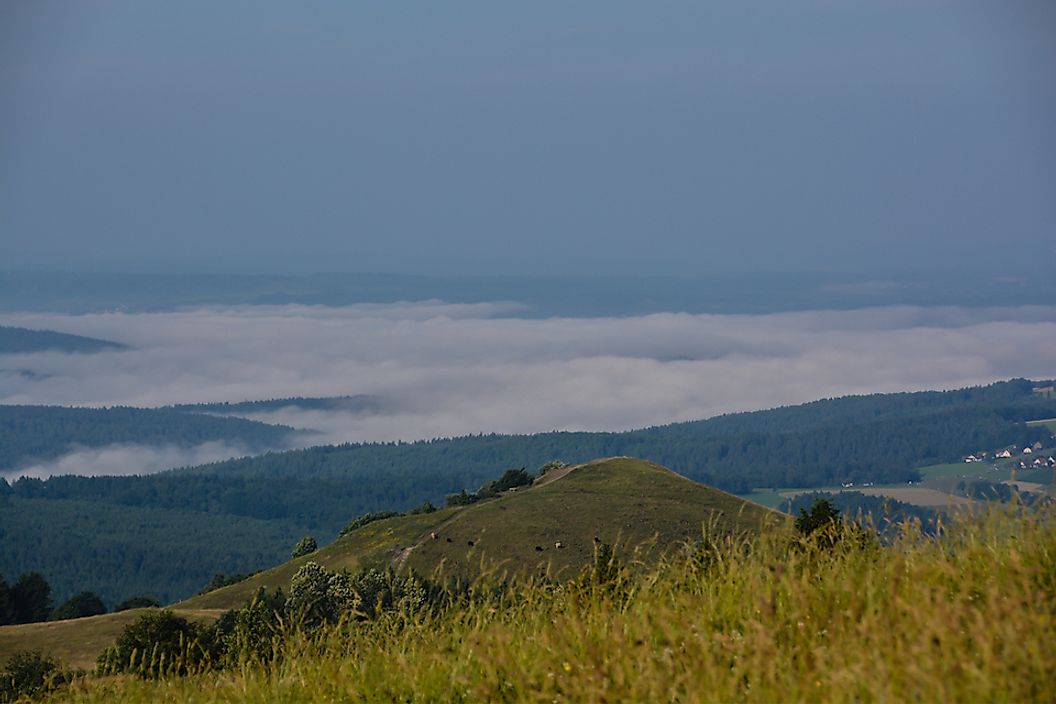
43,506 -> 1056,703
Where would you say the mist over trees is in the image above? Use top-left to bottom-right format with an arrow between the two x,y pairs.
0,405 -> 299,471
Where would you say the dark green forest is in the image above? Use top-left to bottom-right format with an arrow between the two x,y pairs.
0,326 -> 125,354
0,406 -> 301,470
1,379 -> 1053,605
0,496 -> 305,606
170,395 -> 383,415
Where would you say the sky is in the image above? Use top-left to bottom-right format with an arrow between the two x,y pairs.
2,1 -> 1054,276
3,302 -> 1055,477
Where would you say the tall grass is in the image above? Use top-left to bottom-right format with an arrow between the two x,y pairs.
56,505 -> 1055,702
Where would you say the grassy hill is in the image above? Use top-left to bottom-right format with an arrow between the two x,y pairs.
7,486 -> 1054,701
181,457 -> 781,611
0,458 -> 779,669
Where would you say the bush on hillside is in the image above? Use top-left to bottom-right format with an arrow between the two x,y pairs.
477,468 -> 533,498
285,562 -> 432,630
537,459 -> 567,476
446,467 -> 534,507
445,489 -> 478,507
0,651 -> 69,702
0,576 -> 13,626
292,536 -> 318,558
50,591 -> 106,621
97,610 -> 211,679
10,572 -> 51,624
215,587 -> 286,666
197,572 -> 259,596
407,501 -> 436,515
114,596 -> 161,612
339,511 -> 399,536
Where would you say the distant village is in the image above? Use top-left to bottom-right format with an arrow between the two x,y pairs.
963,440 -> 1055,471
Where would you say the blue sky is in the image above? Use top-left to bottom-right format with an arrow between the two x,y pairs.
2,1 -> 1054,275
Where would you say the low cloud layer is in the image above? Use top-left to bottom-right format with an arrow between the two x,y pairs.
1,302 -> 1054,477
5,440 -> 260,480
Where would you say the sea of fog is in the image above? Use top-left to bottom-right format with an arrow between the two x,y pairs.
2,302 -> 1055,478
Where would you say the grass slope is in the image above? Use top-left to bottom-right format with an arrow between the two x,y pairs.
43,505 -> 1056,702
0,609 -> 224,671
182,458 -> 780,611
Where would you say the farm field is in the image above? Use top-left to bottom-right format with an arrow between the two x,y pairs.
741,455 -> 1054,512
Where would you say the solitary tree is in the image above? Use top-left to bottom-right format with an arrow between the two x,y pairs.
10,573 -> 51,624
97,610 -> 207,678
114,596 -> 161,612
795,498 -> 841,537
795,498 -> 844,549
49,591 -> 106,621
0,575 -> 14,626
0,651 -> 68,701
291,536 -> 318,558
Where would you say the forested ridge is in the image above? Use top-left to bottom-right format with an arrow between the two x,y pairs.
170,395 -> 383,415
0,406 -> 300,470
0,326 -> 125,354
1,379 -> 1053,605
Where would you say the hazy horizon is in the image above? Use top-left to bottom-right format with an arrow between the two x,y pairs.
3,3 -> 1055,478
3,2 -> 1055,276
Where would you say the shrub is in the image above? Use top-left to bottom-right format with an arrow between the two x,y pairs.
218,588 -> 286,666
537,459 -> 567,476
285,562 -> 432,630
0,651 -> 69,702
795,498 -> 840,536
197,572 -> 258,595
445,489 -> 478,507
97,610 -> 210,679
286,562 -> 349,629
114,596 -> 161,612
292,536 -> 318,558
50,591 -> 106,621
407,501 -> 436,515
10,572 -> 51,624
339,511 -> 399,536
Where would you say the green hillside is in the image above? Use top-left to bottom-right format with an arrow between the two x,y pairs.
0,608 -> 223,672
182,458 -> 781,611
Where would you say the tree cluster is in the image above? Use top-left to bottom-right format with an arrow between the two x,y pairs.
98,563 -> 439,679
445,467 -> 534,507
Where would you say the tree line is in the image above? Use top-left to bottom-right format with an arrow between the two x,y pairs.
0,405 -> 298,471
0,570 -> 160,627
